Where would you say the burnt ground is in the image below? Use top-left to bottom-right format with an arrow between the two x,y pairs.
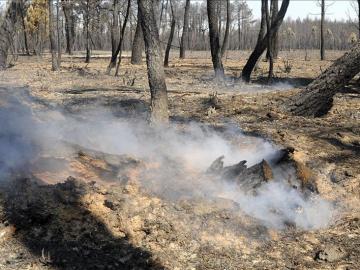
0,50 -> 359,269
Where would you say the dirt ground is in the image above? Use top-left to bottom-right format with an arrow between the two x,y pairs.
0,50 -> 359,269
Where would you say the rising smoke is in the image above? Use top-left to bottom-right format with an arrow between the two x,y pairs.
0,87 -> 335,230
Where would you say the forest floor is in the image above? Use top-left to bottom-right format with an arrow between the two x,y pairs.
0,50 -> 359,269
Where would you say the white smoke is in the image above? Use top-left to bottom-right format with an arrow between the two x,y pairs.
0,88 -> 335,230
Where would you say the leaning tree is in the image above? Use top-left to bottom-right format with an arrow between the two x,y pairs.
241,0 -> 289,82
285,40 -> 360,117
138,0 -> 169,124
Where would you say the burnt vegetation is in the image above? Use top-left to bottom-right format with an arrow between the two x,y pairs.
0,0 -> 360,269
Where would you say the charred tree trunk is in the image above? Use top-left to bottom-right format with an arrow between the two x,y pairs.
320,0 -> 325,60
131,9 -> 144,65
110,0 -> 120,58
254,0 -> 267,71
0,0 -> 23,70
56,0 -> 61,68
266,0 -> 279,60
207,0 -> 224,79
138,0 -> 169,124
285,41 -> 360,117
106,0 -> 131,74
85,0 -> 91,63
20,6 -> 30,56
114,0 -> 131,76
220,0 -> 230,58
241,0 -> 289,82
164,0 -> 175,67
265,0 -> 274,81
62,0 -> 75,55
48,0 -> 59,71
179,0 -> 190,59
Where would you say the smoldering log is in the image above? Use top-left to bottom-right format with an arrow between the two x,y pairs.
206,157 -> 273,193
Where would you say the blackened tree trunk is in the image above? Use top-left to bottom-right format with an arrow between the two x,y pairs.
138,0 -> 169,124
131,9 -> 144,65
358,0 -> 360,38
207,0 -> 224,79
62,0 -> 76,55
164,0 -> 175,67
265,0 -> 274,80
0,0 -> 23,69
106,0 -> 131,75
254,0 -> 267,71
85,0 -> 91,63
48,0 -> 59,71
179,0 -> 190,59
114,0 -> 131,76
220,0 -> 230,58
20,5 -> 30,56
320,0 -> 325,60
266,0 -> 279,60
110,0 -> 120,58
56,0 -> 61,68
285,41 -> 360,117
241,0 -> 289,82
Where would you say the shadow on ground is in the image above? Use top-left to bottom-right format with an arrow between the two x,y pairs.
1,177 -> 163,270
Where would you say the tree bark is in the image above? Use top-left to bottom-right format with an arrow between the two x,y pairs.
20,5 -> 30,56
285,41 -> 360,117
220,0 -> 230,58
138,0 -> 169,124
114,0 -> 131,76
241,0 -> 289,82
0,0 -> 23,69
358,0 -> 360,39
110,0 -> 120,58
265,0 -> 274,81
56,0 -> 61,68
266,0 -> 279,60
131,8 -> 144,65
179,0 -> 190,59
207,0 -> 224,79
164,0 -> 175,67
320,0 -> 325,60
48,0 -> 59,71
85,0 -> 91,63
62,0 -> 76,55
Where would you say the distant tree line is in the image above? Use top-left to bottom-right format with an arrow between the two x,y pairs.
1,0 -> 358,57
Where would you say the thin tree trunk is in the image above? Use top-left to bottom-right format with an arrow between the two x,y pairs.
179,0 -> 190,59
0,0 -> 23,69
56,0 -> 61,68
254,0 -> 267,71
285,41 -> 360,117
48,0 -> 59,71
241,0 -> 289,82
320,0 -> 325,60
131,9 -> 144,65
114,0 -> 131,76
265,0 -> 274,81
358,0 -> 360,38
164,0 -> 175,67
220,0 -> 230,58
138,0 -> 169,124
20,6 -> 30,56
110,0 -> 120,57
207,0 -> 224,79
85,0 -> 90,63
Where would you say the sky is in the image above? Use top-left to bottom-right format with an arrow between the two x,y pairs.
247,0 -> 357,21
